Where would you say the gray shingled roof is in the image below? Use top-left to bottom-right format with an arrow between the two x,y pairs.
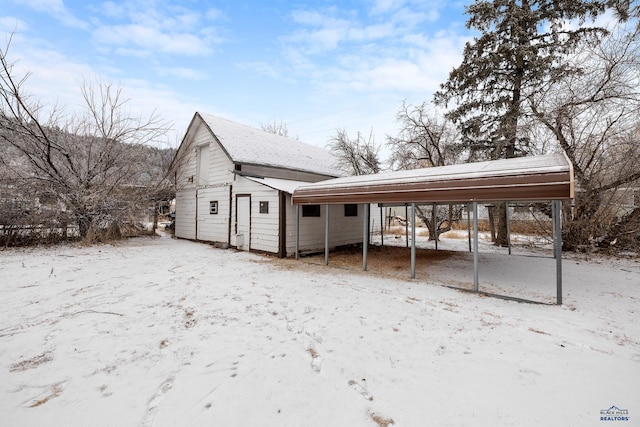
198,113 -> 342,178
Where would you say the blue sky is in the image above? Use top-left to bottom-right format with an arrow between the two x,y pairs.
1,0 -> 472,150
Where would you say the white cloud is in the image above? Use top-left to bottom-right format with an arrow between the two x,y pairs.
6,48 -> 99,120
91,1 -> 226,58
14,0 -> 87,29
205,8 -> 224,22
274,4 -> 468,100
0,17 -> 29,34
369,0 -> 414,15
346,22 -> 395,42
369,0 -> 441,21
99,1 -> 125,18
0,30 -> 199,140
94,24 -> 214,57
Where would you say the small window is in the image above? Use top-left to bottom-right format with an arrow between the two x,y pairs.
259,201 -> 269,214
302,205 -> 321,217
209,201 -> 218,214
344,204 -> 358,217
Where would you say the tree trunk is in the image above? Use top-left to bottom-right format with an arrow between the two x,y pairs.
563,189 -> 602,250
77,215 -> 92,239
488,206 -> 496,242
152,206 -> 159,232
495,202 -> 509,247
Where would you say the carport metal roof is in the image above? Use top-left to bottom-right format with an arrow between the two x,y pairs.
292,153 -> 574,205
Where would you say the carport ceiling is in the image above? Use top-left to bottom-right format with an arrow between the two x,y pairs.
292,153 -> 574,205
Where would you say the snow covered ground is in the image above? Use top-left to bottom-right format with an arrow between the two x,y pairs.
1,231 -> 638,426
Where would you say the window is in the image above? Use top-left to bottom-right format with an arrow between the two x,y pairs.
302,205 -> 321,217
209,201 -> 218,214
344,204 -> 358,217
259,201 -> 269,214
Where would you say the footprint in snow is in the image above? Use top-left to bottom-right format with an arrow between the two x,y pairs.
348,380 -> 373,401
141,375 -> 175,427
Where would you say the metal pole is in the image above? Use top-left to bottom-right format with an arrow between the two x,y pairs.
467,203 -> 471,253
325,204 -> 330,266
380,205 -> 384,246
405,205 -> 409,248
473,202 -> 479,292
432,204 -> 438,251
553,200 -> 563,305
363,204 -> 369,271
506,202 -> 512,255
295,205 -> 300,260
411,203 -> 416,279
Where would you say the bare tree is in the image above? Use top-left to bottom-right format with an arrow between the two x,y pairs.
0,35 -> 172,244
528,24 -> 640,250
387,102 -> 464,240
387,101 -> 462,170
327,128 -> 382,176
261,120 -> 291,138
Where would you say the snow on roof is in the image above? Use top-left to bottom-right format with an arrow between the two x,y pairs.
293,154 -> 574,204
198,113 -> 341,178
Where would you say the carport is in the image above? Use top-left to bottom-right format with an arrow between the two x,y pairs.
291,153 -> 574,305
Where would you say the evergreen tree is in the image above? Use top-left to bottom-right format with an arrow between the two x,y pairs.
435,0 -> 608,245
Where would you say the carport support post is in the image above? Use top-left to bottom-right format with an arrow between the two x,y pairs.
432,204 -> 438,251
506,202 -> 512,255
411,203 -> 416,279
380,205 -> 384,246
405,205 -> 409,248
363,203 -> 369,271
325,204 -> 330,266
553,200 -> 563,305
467,203 -> 471,253
295,205 -> 300,260
473,202 -> 479,292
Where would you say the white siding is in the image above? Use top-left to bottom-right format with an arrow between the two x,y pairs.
233,177 -> 280,253
208,137 -> 234,186
196,144 -> 209,186
175,189 -> 196,239
182,123 -> 235,187
196,186 -> 231,243
285,202 -> 364,254
174,120 -> 236,245
174,143 -> 197,191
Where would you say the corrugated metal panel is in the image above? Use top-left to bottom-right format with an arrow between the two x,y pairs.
292,154 -> 574,205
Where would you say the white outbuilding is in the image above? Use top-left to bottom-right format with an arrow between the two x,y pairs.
169,113 -> 365,257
